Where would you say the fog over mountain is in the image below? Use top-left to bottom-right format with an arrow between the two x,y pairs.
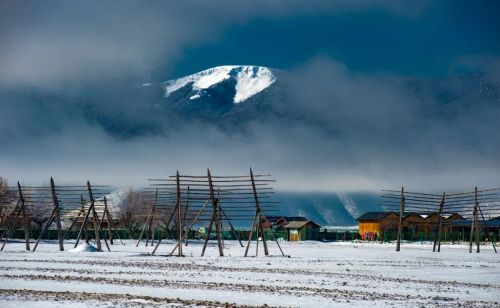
1,1 -> 499,225
1,61 -> 499,193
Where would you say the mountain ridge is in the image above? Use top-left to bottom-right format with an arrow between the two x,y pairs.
149,65 -> 277,104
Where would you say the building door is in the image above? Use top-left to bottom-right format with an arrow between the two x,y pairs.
289,229 -> 299,241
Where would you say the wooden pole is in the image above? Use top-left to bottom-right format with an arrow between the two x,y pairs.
244,212 -> 259,257
219,207 -> 225,248
396,186 -> 405,252
18,183 -> 30,251
0,210 -> 21,251
214,199 -> 223,256
437,192 -> 446,252
136,204 -> 154,247
3,203 -> 19,237
433,192 -> 445,252
258,218 -> 269,254
103,197 -> 113,245
87,181 -> 102,251
202,169 -> 224,257
74,195 -> 93,248
475,187 -> 480,253
469,188 -> 477,253
32,207 -> 57,252
88,198 -> 110,251
259,207 -> 286,257
0,199 -> 21,251
150,189 -> 157,246
106,208 -> 123,245
221,208 -> 243,247
145,216 -> 151,246
151,207 -> 177,255
50,178 -> 64,251
255,213 -> 260,256
169,200 -> 209,256
82,195 -> 88,242
63,197 -> 84,240
91,203 -> 111,251
201,205 -> 216,257
142,189 -> 158,247
200,169 -> 220,257
250,168 -> 268,256
88,202 -> 110,251
476,202 -> 497,253
151,221 -> 156,246
183,187 -> 190,246
176,171 -> 183,257
215,187 -> 224,249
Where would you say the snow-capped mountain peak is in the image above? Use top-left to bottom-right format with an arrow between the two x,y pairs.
162,65 -> 276,104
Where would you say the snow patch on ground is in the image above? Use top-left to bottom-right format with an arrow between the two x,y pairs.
68,243 -> 98,253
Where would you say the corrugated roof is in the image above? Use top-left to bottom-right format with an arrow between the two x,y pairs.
284,220 -> 320,229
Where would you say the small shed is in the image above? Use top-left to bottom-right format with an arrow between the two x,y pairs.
262,216 -> 307,230
284,220 -> 320,241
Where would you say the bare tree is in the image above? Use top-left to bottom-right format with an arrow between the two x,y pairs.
0,177 -> 14,228
117,188 -> 144,237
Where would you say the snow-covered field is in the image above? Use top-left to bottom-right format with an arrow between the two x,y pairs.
0,240 -> 499,307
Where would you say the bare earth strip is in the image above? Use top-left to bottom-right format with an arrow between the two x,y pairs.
0,289 -> 259,307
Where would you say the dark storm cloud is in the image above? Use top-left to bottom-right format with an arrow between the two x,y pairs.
0,0 -> 429,90
1,1 -> 499,192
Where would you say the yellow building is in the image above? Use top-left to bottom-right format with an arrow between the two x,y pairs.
357,212 -> 399,236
